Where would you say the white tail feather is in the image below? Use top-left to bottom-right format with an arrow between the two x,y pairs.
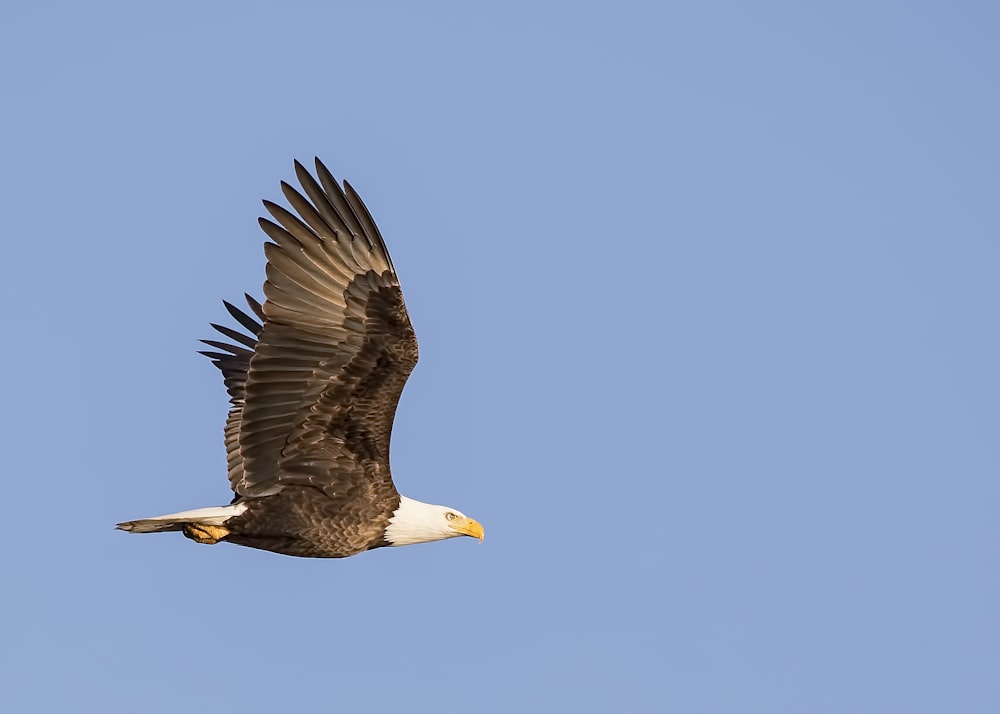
116,503 -> 247,534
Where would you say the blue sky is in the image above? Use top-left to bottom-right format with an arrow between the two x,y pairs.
3,2 -> 998,711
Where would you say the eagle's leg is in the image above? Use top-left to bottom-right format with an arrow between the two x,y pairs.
183,524 -> 230,544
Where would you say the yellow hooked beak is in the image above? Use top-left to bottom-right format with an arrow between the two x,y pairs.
451,517 -> 484,542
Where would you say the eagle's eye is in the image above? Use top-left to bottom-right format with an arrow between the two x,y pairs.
445,512 -> 457,521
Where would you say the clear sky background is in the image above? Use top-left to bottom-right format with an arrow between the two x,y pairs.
2,2 -> 998,712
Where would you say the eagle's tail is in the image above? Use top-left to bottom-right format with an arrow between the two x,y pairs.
116,504 -> 247,543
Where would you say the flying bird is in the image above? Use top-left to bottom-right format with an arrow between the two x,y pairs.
117,159 -> 484,558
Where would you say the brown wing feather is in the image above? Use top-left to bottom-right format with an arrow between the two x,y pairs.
232,159 -> 418,501
199,295 -> 264,490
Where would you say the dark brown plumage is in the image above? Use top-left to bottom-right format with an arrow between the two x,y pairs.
117,159 -> 483,557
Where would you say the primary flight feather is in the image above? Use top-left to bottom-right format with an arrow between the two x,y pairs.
117,159 -> 484,557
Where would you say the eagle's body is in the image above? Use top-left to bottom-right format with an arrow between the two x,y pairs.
226,484 -> 400,558
117,159 -> 483,558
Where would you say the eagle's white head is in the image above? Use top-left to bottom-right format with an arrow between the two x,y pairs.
384,496 -> 484,547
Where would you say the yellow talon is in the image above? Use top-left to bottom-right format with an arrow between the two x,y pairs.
183,524 -> 230,544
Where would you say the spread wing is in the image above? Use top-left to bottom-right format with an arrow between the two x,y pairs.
202,159 -> 418,499
199,295 -> 264,490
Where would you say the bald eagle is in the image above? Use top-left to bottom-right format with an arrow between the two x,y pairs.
117,159 -> 483,558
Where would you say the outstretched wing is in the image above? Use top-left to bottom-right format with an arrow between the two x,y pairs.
199,295 -> 264,490
206,159 -> 418,500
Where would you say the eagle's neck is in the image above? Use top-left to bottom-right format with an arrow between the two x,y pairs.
384,496 -> 457,547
